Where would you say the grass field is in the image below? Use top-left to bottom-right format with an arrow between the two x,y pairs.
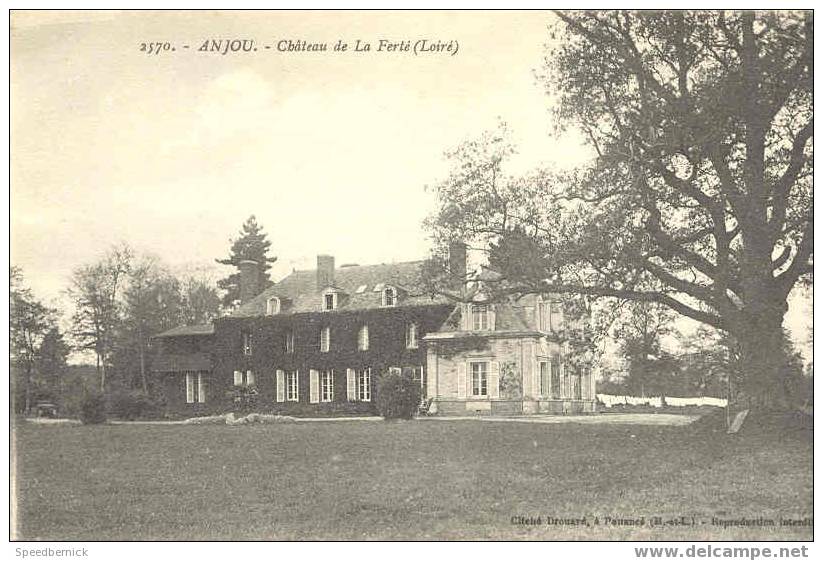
12,418 -> 812,541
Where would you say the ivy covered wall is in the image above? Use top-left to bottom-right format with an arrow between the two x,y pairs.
203,303 -> 455,414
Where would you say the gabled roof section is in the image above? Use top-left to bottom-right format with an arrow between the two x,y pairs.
151,352 -> 212,372
233,260 -> 451,317
154,324 -> 215,338
434,299 -> 533,334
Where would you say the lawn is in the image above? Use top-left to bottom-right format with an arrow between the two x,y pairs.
12,418 -> 812,541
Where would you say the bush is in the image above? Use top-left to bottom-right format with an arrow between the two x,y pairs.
107,390 -> 163,420
79,393 -> 107,424
375,372 -> 421,420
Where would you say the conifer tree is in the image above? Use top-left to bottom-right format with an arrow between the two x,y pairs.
216,216 -> 277,308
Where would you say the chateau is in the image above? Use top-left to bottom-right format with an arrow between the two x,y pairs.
152,246 -> 596,416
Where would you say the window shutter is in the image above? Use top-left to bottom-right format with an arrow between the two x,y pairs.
347,368 -> 356,401
276,370 -> 285,402
309,369 -> 319,403
545,361 -> 552,398
186,373 -> 194,403
233,370 -> 243,386
461,304 -> 470,331
457,363 -> 467,399
198,373 -> 206,403
488,306 -> 496,331
489,361 -> 500,398
247,370 -> 255,386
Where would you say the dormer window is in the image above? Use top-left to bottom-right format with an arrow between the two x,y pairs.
382,286 -> 397,307
549,301 -> 564,332
471,305 -> 489,331
322,290 -> 338,311
266,296 -> 281,315
537,297 -> 550,331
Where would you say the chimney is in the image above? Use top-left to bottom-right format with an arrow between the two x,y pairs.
317,255 -> 335,288
238,260 -> 259,304
448,241 -> 467,280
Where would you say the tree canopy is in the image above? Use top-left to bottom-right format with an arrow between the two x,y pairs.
425,10 -> 812,408
216,215 -> 277,308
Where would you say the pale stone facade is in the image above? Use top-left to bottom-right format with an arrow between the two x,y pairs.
424,294 -> 596,416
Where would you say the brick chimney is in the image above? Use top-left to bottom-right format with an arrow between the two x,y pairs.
448,241 -> 467,280
317,255 -> 335,288
238,260 -> 259,304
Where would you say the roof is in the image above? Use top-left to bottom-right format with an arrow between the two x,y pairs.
151,352 -> 212,373
233,260 -> 452,317
432,293 -> 553,336
153,324 -> 215,338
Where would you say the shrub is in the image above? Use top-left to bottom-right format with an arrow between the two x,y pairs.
79,393 -> 107,424
107,390 -> 163,420
375,372 -> 421,420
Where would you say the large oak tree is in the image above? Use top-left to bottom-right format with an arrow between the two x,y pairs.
426,11 -> 812,408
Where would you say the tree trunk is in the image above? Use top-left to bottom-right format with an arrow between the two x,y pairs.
139,340 -> 148,394
24,361 -> 33,416
734,306 -> 792,410
100,357 -> 107,395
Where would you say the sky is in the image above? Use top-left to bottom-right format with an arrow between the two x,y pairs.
10,10 -> 811,360
11,11 -> 588,298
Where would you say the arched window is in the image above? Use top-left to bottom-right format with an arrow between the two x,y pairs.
358,324 -> 369,351
406,323 -> 418,349
382,286 -> 397,307
320,326 -> 331,352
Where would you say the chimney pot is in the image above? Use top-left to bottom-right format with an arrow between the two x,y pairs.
238,260 -> 260,305
317,255 -> 335,288
448,241 -> 467,280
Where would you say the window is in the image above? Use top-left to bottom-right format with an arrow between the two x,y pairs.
357,368 -> 371,401
572,369 -> 582,399
539,361 -> 550,397
233,370 -> 255,387
471,362 -> 488,397
402,366 -> 424,390
358,324 -> 369,351
406,323 -> 418,349
286,370 -> 299,402
242,332 -> 253,355
320,326 -> 330,352
382,286 -> 397,307
186,372 -> 205,403
537,299 -> 551,331
551,358 -> 561,398
471,305 -> 489,331
324,292 -> 336,311
549,301 -> 564,331
284,330 -> 294,354
320,370 -> 334,402
266,297 -> 280,315
388,366 -> 402,376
